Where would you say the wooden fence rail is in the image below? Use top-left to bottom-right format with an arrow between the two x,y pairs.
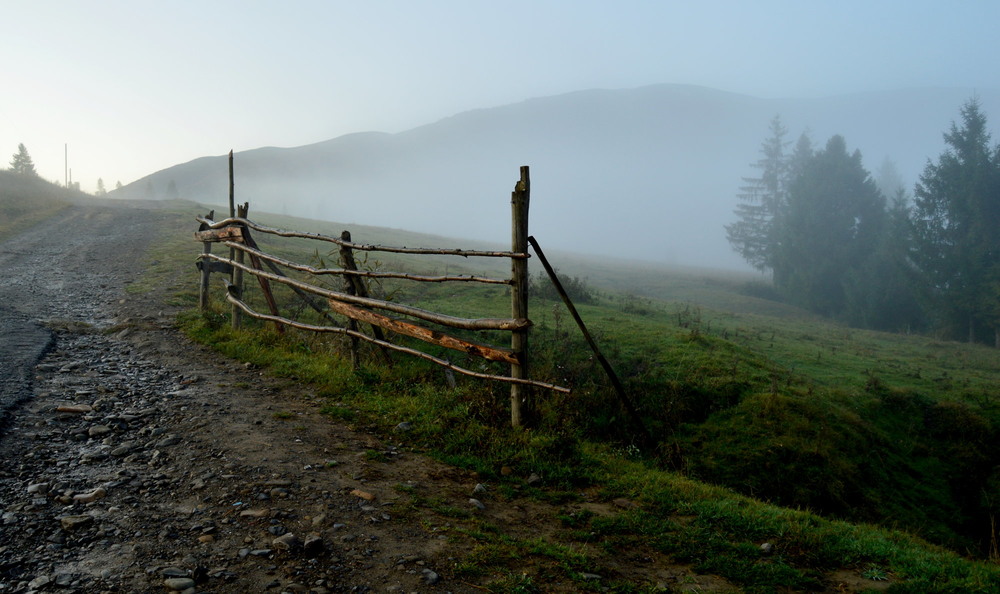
195,166 -> 569,427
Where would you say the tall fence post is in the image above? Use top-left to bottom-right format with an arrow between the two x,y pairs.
510,166 -> 532,427
231,202 -> 248,329
338,230 -> 394,366
339,230 -> 362,369
198,209 -> 215,310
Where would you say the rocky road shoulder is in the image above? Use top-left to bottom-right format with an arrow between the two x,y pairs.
1,309 -> 485,593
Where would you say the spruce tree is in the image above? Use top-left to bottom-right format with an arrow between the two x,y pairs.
912,98 -> 1000,345
772,135 -> 885,317
9,143 -> 37,176
726,116 -> 789,273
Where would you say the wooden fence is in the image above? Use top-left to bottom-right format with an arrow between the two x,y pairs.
194,166 -> 569,427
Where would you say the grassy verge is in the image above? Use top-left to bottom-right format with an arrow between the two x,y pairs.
148,205 -> 1000,591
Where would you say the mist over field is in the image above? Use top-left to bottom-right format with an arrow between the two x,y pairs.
115,84 -> 1000,270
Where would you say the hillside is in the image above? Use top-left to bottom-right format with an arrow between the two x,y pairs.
146,200 -> 1000,591
112,84 -> 1000,270
0,171 -> 81,239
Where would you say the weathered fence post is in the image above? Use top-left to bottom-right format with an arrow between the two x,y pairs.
228,150 -> 235,218
510,166 -> 532,427
198,209 -> 215,310
338,231 -> 394,366
231,202 -> 248,329
339,230 -> 362,369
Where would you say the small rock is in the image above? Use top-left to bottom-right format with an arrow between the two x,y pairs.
760,542 -> 774,555
59,515 -> 94,531
73,487 -> 107,503
239,508 -> 269,518
56,404 -> 93,414
28,575 -> 52,589
472,483 -> 488,495
88,424 -> 112,437
161,567 -> 188,578
422,568 -> 440,585
303,533 -> 324,555
110,442 -> 135,457
350,489 -> 375,501
612,498 -> 637,509
155,435 -> 181,447
394,422 -> 413,432
163,577 -> 196,591
500,466 -> 514,476
469,498 -> 485,510
272,533 -> 301,551
27,482 -> 49,494
527,473 -> 542,486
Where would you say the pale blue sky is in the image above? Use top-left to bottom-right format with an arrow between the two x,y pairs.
3,0 -> 998,191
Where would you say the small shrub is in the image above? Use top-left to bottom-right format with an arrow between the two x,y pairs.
529,269 -> 595,304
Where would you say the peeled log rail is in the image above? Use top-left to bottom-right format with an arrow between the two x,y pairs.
221,240 -> 511,285
194,226 -> 244,243
221,285 -> 569,393
200,252 -> 530,331
326,299 -> 519,365
196,216 -> 528,259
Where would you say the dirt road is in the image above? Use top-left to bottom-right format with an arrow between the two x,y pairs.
0,202 -> 500,593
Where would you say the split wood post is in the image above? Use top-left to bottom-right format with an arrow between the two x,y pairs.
228,150 -> 235,218
227,150 -> 236,276
510,166 -> 532,427
198,209 -> 215,310
231,202 -> 248,329
339,231 -> 362,369
338,231 -> 394,366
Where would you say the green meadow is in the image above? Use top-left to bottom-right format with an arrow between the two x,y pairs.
145,201 -> 1000,592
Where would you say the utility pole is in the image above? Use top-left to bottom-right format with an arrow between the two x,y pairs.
64,144 -> 68,187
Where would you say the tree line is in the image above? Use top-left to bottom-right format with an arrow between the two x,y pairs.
6,143 -> 121,194
727,99 -> 1000,347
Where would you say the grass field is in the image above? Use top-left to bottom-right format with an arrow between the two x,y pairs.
147,200 -> 1000,592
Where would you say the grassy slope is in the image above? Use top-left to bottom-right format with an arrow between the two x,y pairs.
153,204 -> 1000,592
0,171 -> 76,240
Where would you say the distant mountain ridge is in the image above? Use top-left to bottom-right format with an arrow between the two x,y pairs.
115,84 -> 1000,269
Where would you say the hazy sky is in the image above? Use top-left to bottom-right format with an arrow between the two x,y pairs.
3,0 -> 999,192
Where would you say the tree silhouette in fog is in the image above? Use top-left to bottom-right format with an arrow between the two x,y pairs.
9,143 -> 37,177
